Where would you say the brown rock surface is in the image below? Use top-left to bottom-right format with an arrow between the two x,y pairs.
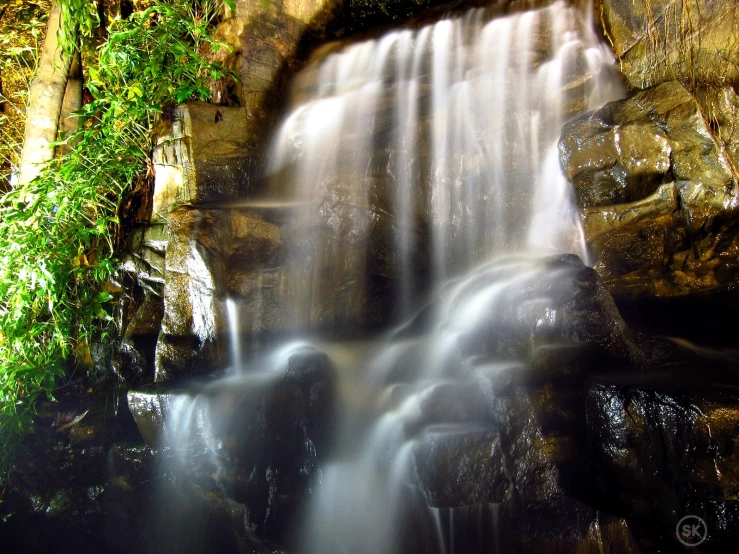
560,81 -> 739,296
601,0 -> 739,90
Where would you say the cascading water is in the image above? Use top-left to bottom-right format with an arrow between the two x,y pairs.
269,0 -> 620,322
157,2 -> 624,553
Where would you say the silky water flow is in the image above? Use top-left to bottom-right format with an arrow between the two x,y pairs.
155,2 -> 624,553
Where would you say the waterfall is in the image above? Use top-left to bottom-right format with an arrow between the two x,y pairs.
157,2 -> 624,553
269,0 -> 621,321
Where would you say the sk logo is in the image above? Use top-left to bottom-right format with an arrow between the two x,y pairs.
676,515 -> 707,547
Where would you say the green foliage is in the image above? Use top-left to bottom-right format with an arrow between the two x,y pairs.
58,0 -> 100,48
0,0 -> 231,475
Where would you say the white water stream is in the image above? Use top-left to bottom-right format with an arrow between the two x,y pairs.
161,2 -> 624,552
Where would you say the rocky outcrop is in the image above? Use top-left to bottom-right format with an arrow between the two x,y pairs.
133,0 -> 346,380
400,255 -> 692,553
143,181 -> 411,380
566,1 -> 739,300
560,81 -> 739,296
119,224 -> 168,382
151,103 -> 253,218
397,254 -> 739,552
207,0 -> 343,192
695,85 -> 739,173
154,206 -> 290,381
601,0 -> 739,91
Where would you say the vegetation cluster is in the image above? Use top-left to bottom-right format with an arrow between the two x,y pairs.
0,0 -> 233,484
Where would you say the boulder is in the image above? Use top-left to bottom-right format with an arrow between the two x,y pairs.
410,378 -> 641,553
452,255 -> 665,372
560,81 -> 739,297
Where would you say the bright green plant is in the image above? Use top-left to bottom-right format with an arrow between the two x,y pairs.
0,0 -> 233,476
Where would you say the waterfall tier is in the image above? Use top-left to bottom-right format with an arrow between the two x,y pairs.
268,0 -> 622,322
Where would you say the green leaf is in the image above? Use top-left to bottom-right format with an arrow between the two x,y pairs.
0,0 -> 236,475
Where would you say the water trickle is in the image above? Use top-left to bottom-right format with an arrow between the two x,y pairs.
157,2 -> 624,553
225,298 -> 241,372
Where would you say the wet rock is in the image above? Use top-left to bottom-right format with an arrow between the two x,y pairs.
154,207 -> 230,381
413,427 -> 507,507
601,0 -> 739,90
456,256 -> 642,372
501,503 -> 641,554
151,103 -> 253,219
119,291 -> 164,383
154,206 -> 291,381
581,183 -> 678,240
498,384 -> 590,502
586,383 -> 739,550
121,246 -> 165,291
694,85 -> 739,172
560,81 -> 739,297
127,389 -> 171,445
410,380 -> 504,507
410,375 -> 642,553
344,0 -> 445,32
282,175 -> 429,336
226,210 -> 293,345
561,81 -> 733,213
209,0 -> 344,197
129,347 -> 336,543
154,192 -> 409,378
0,387 -> 149,554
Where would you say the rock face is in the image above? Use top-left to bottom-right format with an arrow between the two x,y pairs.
401,255 -> 739,553
154,206 -> 290,381
119,224 -> 167,383
151,103 -> 253,218
134,0 -> 347,380
560,81 -> 739,296
601,0 -> 739,90
398,255 -> 687,553
573,0 -> 739,300
207,0 -> 343,195
587,383 -> 739,552
695,85 -> 739,172
90,1 -> 739,553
